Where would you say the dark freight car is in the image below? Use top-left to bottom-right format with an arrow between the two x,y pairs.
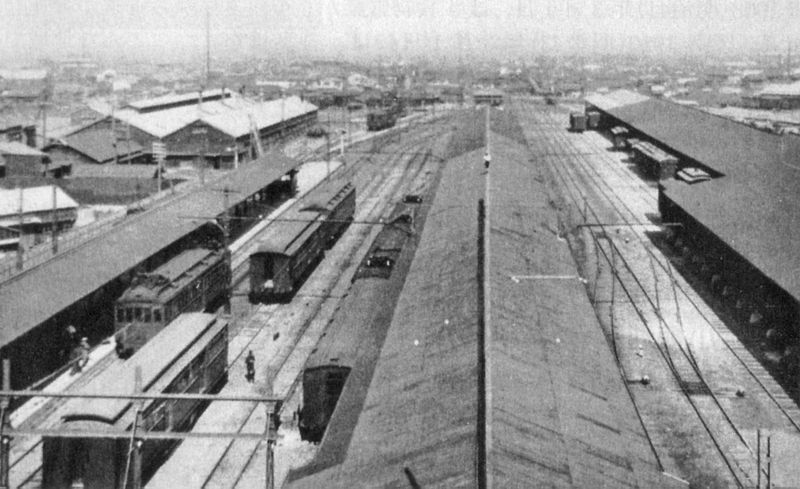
42,313 -> 228,489
249,180 -> 356,302
569,112 -> 587,132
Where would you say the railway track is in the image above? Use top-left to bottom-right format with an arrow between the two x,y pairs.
145,118 -> 451,489
514,98 -> 800,487
202,129 -> 445,489
5,119 -> 446,489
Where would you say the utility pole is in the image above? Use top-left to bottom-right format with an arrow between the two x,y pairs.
15,188 -> 23,271
51,185 -> 58,255
206,6 -> 211,87
0,359 -> 10,489
111,95 -> 119,165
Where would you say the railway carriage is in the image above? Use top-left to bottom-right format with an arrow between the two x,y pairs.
114,245 -> 231,356
42,313 -> 228,489
300,199 -> 416,441
249,181 -> 355,302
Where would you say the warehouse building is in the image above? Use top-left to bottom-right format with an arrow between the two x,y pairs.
67,90 -> 317,168
587,89 -> 800,357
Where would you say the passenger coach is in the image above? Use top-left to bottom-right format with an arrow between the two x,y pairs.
249,181 -> 355,302
114,244 -> 231,356
42,313 -> 228,489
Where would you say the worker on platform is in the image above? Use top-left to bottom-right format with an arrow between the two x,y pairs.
72,338 -> 90,374
245,350 -> 256,383
484,151 -> 491,169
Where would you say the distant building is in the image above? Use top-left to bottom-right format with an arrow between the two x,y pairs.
0,142 -> 62,178
0,122 -> 36,147
473,88 -> 504,106
743,81 -> 800,110
0,68 -> 49,101
44,130 -> 147,167
0,185 -> 78,248
68,90 -> 317,168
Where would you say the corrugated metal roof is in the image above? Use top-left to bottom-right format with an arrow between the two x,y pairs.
286,121 -> 678,488
0,186 -> 78,218
0,152 -> 298,348
589,89 -> 800,302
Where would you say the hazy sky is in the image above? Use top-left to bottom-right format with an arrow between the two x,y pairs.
2,0 -> 800,63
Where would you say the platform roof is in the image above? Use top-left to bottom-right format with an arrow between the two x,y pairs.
0,152 -> 298,348
587,89 -> 800,301
286,125 -> 679,488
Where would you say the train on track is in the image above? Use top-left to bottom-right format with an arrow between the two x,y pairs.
114,242 -> 231,357
42,312 -> 228,489
299,199 -> 418,442
249,180 -> 356,303
367,102 -> 403,131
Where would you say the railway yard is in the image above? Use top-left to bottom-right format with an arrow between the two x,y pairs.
2,96 -> 800,489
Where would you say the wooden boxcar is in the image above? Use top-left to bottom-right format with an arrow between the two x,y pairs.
631,141 -> 679,180
569,112 -> 587,132
249,180 -> 355,302
42,313 -> 228,489
610,126 -> 629,150
114,245 -> 231,356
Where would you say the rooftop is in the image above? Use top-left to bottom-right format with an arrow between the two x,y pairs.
0,141 -> 46,157
286,116 -> 679,488
79,93 -> 317,140
0,152 -> 298,349
587,89 -> 800,301
0,185 -> 78,218
51,130 -> 144,164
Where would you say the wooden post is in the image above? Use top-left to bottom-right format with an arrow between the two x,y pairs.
265,403 -> 275,489
51,184 -> 58,255
15,187 -> 23,271
767,434 -> 772,489
0,360 -> 10,489
757,429 -> 761,489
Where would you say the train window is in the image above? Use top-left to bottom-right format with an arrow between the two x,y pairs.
154,309 -> 162,323
143,308 -> 152,322
125,308 -> 133,322
134,308 -> 143,321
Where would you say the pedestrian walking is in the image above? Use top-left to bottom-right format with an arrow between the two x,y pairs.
245,350 -> 255,383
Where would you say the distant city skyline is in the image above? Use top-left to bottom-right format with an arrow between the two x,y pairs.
2,0 -> 800,65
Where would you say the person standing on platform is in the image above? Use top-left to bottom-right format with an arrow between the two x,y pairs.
245,350 -> 255,383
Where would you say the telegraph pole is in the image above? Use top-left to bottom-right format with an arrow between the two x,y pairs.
0,360 -> 10,489
51,185 -> 58,255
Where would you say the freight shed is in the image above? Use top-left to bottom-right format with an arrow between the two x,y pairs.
0,152 -> 299,389
285,128 -> 683,488
67,92 -> 317,168
587,89 -> 800,357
